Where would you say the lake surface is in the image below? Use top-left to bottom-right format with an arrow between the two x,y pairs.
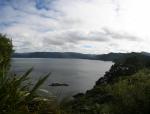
11,58 -> 113,100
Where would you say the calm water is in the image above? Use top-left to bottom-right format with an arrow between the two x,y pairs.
11,58 -> 113,99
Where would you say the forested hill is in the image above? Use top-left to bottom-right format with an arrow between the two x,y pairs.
12,52 -> 97,59
64,52 -> 150,114
99,52 -> 150,61
12,52 -> 150,62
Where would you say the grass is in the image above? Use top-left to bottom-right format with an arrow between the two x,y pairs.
0,68 -> 54,114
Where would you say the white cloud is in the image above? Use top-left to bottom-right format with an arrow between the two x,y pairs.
0,0 -> 150,54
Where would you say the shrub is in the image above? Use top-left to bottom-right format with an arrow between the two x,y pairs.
0,34 -> 56,114
66,69 -> 150,114
0,34 -> 13,70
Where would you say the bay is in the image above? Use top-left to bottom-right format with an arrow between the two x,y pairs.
11,58 -> 113,99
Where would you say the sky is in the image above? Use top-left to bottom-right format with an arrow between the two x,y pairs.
0,0 -> 150,54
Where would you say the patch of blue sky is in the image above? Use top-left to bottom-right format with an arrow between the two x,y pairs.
33,27 -> 54,32
0,21 -> 17,27
0,0 -> 8,5
35,0 -> 54,10
82,45 -> 93,48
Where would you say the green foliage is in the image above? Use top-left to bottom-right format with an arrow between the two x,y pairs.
0,68 -> 52,114
99,69 -> 150,114
66,69 -> 150,114
0,33 -> 13,69
96,53 -> 150,85
29,73 -> 50,96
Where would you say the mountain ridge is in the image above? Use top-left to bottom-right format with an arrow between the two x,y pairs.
12,52 -> 150,62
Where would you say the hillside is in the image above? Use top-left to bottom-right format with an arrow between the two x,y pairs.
62,53 -> 150,114
12,52 -> 97,60
12,52 -> 150,62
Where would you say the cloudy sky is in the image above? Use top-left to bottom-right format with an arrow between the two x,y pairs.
0,0 -> 150,54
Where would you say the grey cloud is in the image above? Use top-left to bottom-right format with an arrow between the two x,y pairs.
42,27 -> 140,49
14,41 -> 33,52
59,18 -> 84,29
42,30 -> 111,47
103,27 -> 139,41
0,0 -> 142,53
111,0 -> 121,14
88,31 -> 110,41
63,30 -> 111,43
43,37 -> 65,46
109,43 -> 119,47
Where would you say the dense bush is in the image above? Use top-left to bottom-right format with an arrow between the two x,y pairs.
0,34 -> 13,70
96,53 -> 150,85
65,69 -> 150,114
65,54 -> 150,114
0,68 -> 51,114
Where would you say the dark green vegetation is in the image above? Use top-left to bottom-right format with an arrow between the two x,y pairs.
65,69 -> 150,114
0,34 -> 13,70
0,34 -> 64,114
62,53 -> 150,114
96,53 -> 150,84
96,52 -> 150,62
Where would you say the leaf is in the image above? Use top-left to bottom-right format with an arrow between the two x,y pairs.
29,73 -> 50,96
18,68 -> 33,82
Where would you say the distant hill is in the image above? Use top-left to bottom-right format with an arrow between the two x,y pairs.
96,52 -> 150,62
12,52 -> 150,62
96,52 -> 126,62
12,52 -> 97,60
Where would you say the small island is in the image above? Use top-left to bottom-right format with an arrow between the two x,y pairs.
49,83 -> 69,87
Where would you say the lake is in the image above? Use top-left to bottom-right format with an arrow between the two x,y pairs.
11,58 -> 113,100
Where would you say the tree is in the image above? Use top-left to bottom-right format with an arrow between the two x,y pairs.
0,33 -> 13,70
0,34 -> 54,114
